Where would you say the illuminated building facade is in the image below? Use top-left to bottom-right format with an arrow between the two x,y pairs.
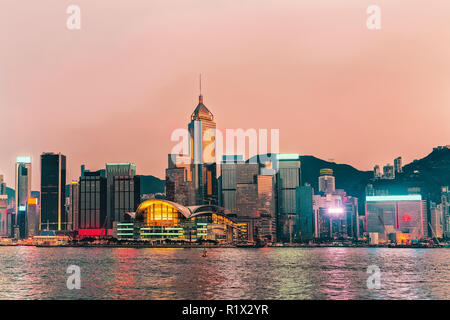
166,93 -> 218,206
366,195 -> 426,243
15,156 -> 31,238
26,198 -> 39,237
115,199 -> 236,244
40,153 -> 66,231
78,169 -> 107,236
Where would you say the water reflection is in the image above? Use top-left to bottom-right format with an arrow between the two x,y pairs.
0,247 -> 449,299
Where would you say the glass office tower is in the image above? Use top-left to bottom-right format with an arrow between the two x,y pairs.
15,156 -> 32,238
40,153 -> 66,231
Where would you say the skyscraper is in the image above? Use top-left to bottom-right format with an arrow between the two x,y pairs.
394,156 -> 402,174
219,155 -> 276,243
15,156 -> 31,238
166,154 -> 196,206
373,165 -> 381,179
68,181 -> 79,231
276,154 -> 301,243
366,195 -> 426,243
318,168 -> 335,194
188,92 -> 217,205
106,163 -> 137,227
0,175 -> 6,195
166,91 -> 218,206
0,195 -> 8,237
79,169 -> 107,235
26,198 -> 39,237
382,164 -> 395,179
296,184 -> 314,241
40,153 -> 66,231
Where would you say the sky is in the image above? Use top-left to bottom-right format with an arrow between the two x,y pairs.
1,0 -> 449,190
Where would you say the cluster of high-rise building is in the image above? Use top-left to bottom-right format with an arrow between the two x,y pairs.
163,94 -> 361,244
0,93 -> 448,246
373,156 -> 402,180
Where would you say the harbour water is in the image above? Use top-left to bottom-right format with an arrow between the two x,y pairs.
0,247 -> 449,300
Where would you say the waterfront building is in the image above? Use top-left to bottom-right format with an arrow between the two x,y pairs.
189,92 -> 217,205
15,156 -> 31,238
429,203 -> 443,239
219,155 -> 276,243
276,154 -> 301,243
394,156 -> 402,174
0,195 -> 8,236
313,193 -> 343,240
106,163 -> 136,228
296,184 -> 314,241
166,159 -> 196,206
78,169 -> 107,237
366,195 -> 427,243
115,199 -> 236,244
441,186 -> 450,238
318,168 -> 335,194
166,92 -> 218,206
26,197 -> 39,237
112,175 -> 140,224
68,181 -> 79,231
40,153 -> 66,231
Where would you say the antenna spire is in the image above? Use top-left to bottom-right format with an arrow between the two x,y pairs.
199,74 -> 203,103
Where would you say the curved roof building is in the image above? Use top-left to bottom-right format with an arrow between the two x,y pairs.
117,199 -> 236,243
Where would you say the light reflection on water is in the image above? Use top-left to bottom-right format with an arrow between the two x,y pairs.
0,247 -> 449,300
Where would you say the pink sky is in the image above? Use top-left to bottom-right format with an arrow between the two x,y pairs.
1,0 -> 449,190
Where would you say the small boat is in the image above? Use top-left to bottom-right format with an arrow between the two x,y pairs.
202,249 -> 208,257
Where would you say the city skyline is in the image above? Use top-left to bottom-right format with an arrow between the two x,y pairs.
2,0 -> 450,190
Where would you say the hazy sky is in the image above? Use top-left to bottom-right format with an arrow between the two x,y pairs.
1,0 -> 449,190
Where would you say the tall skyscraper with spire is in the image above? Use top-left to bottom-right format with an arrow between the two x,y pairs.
188,76 -> 216,165
166,77 -> 218,206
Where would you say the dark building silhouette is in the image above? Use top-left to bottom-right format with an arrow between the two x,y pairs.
40,153 -> 66,231
78,170 -> 107,232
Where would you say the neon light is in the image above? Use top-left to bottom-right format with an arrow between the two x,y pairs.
17,156 -> 31,163
27,198 -> 37,205
19,205 -> 26,211
366,195 -> 422,202
401,215 -> 412,222
328,208 -> 344,214
140,233 -> 183,236
276,154 -> 299,160
117,223 -> 134,226
78,228 -> 106,236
